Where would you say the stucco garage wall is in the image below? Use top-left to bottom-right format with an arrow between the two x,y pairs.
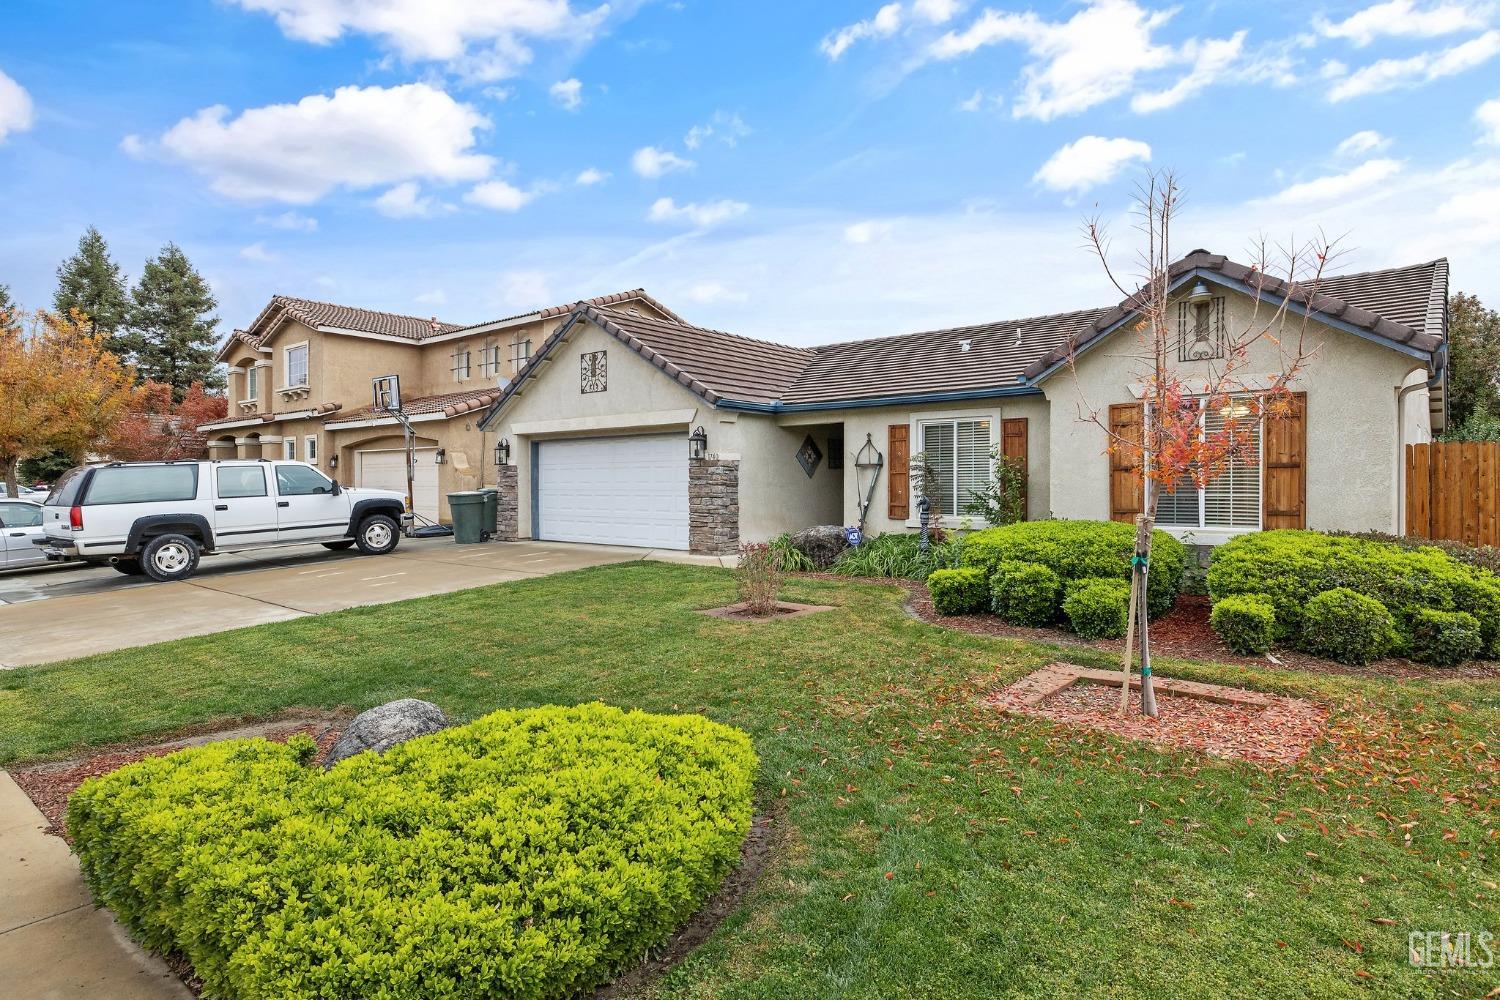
828,395 -> 1052,537
1043,288 -> 1431,535
483,319 -> 714,540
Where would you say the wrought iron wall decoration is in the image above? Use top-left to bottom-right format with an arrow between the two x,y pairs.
580,350 -> 608,393
795,435 -> 823,477
1177,296 -> 1226,362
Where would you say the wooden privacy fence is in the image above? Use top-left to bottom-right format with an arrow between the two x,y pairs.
1405,441 -> 1500,546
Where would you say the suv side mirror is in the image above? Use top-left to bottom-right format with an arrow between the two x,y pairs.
330,479 -> 342,496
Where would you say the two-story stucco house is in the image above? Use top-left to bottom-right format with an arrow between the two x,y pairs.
475,251 -> 1448,555
198,289 -> 683,522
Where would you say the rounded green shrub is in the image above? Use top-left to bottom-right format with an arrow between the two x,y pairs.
989,560 -> 1062,626
1300,587 -> 1397,665
1062,578 -> 1131,640
67,704 -> 757,1000
1209,593 -> 1276,654
1410,608 -> 1483,666
960,519 -> 1185,619
1208,530 -> 1500,657
927,567 -> 989,615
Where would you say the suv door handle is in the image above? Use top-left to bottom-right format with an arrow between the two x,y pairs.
215,504 -> 229,511
277,501 -> 290,508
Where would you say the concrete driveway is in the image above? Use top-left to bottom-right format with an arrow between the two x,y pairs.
0,539 -> 731,668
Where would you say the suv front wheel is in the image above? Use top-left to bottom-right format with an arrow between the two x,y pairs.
354,514 -> 400,556
140,533 -> 202,582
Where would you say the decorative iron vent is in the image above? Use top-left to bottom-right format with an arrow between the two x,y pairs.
1177,297 -> 1226,362
580,350 -> 607,393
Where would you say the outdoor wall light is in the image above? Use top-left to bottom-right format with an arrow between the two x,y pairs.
328,454 -> 338,470
688,426 -> 708,460
1186,280 -> 1214,307
434,448 -> 446,464
495,437 -> 511,466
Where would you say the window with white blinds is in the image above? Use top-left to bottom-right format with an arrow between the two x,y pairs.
920,419 -> 992,517
1151,398 -> 1261,530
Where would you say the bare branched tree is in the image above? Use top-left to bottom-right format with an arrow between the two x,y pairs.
1067,171 -> 1340,716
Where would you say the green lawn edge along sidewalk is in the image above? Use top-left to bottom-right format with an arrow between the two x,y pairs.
1,561 -> 1495,999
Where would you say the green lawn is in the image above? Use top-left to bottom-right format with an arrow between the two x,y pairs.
2,562 -> 1496,998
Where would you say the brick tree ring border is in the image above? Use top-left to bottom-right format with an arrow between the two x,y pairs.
988,663 -> 1328,767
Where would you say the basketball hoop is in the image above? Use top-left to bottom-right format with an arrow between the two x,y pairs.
372,374 -> 401,413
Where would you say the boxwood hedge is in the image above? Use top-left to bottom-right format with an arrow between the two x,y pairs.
68,703 -> 757,1000
960,520 -> 1186,620
1061,578 -> 1132,639
1207,529 -> 1500,660
926,567 -> 989,615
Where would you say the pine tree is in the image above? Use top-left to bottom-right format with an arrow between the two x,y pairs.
0,284 -> 20,335
122,243 -> 224,400
54,226 -> 130,351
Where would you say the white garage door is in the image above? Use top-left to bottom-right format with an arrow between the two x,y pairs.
357,448 -> 439,521
536,436 -> 688,549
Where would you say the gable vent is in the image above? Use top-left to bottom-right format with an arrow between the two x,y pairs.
958,338 -> 972,353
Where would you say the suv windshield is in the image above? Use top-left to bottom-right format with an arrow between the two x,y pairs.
83,465 -> 199,504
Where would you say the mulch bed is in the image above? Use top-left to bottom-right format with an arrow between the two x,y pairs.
698,601 -> 834,621
813,573 -> 1500,681
11,715 -> 345,842
988,663 -> 1328,766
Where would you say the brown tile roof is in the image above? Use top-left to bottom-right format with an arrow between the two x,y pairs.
324,386 -> 504,426
198,401 -> 342,431
455,288 -> 687,332
1020,252 -> 1448,381
480,252 -> 1448,422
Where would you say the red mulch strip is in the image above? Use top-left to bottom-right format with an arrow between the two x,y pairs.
988,663 -> 1328,767
11,719 -> 343,842
810,573 -> 1500,681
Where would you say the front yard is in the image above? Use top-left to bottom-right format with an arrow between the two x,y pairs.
1,562 -> 1495,998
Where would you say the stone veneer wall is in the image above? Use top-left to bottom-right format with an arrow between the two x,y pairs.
689,458 -> 740,555
494,464 -> 518,542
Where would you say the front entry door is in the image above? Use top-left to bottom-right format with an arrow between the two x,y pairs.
211,466 -> 280,548
272,463 -> 350,542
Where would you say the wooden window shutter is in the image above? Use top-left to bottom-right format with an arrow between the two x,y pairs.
1000,417 -> 1029,520
888,424 -> 910,520
1263,391 -> 1307,529
1108,403 -> 1144,523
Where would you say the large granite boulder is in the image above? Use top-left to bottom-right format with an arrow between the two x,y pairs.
788,525 -> 848,570
325,698 -> 449,768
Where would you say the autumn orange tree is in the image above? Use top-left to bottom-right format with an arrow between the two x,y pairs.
1069,172 -> 1335,716
102,380 -> 226,462
0,309 -> 143,497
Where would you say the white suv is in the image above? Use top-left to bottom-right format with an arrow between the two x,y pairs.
38,460 -> 410,582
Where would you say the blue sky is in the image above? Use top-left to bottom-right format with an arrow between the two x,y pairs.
1,0 -> 1498,345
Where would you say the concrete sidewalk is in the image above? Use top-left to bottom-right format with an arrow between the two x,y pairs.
0,539 -> 733,668
0,772 -> 190,999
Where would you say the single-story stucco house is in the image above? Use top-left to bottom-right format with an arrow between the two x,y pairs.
476,250 -> 1448,555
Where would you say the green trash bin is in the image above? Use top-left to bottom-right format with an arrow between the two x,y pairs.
448,491 -> 487,544
479,487 -> 499,539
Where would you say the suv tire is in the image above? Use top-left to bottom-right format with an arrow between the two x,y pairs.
354,514 -> 400,556
111,559 -> 146,576
140,533 -> 201,582
321,540 -> 356,551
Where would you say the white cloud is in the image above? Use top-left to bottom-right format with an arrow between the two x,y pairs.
1327,30 -> 1500,100
374,180 -> 450,218
498,269 -> 551,308
549,78 -> 583,110
647,196 -> 748,228
119,133 -> 147,158
821,2 -> 903,59
260,210 -> 319,232
912,0 -> 962,23
227,0 -> 613,81
1476,97 -> 1500,142
631,145 -> 694,178
958,89 -> 985,111
684,111 -> 751,150
844,220 -> 894,244
1034,136 -> 1151,192
1315,0 -> 1491,47
1261,158 -> 1403,205
238,242 -> 278,262
465,178 -> 536,211
157,83 -> 492,203
1336,130 -> 1392,156
1130,31 -> 1246,113
683,280 -> 748,304
575,166 -> 610,185
0,69 -> 35,143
